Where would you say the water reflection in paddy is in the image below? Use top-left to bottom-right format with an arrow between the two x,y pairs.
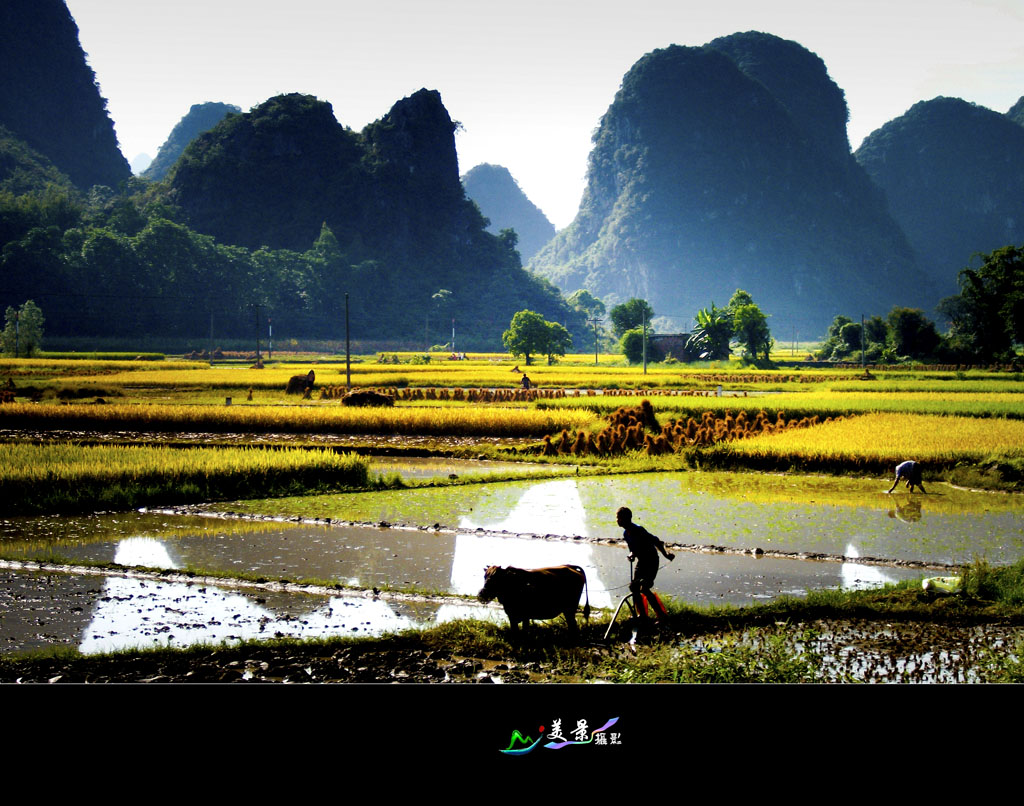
367,456 -> 558,481
3,468 -> 1021,655
311,473 -> 1024,566
0,568 -> 495,656
1,510 -> 927,655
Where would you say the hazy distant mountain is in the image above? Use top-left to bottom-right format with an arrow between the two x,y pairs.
129,153 -> 153,175
856,97 -> 1024,300
143,102 -> 241,181
0,0 -> 130,190
462,163 -> 556,261
528,34 -> 923,336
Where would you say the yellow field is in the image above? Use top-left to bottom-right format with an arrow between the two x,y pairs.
0,358 -> 206,376
770,390 -> 1024,418
36,360 -> 881,393
729,413 -> 1024,463
0,401 -> 599,437
0,441 -> 372,515
0,442 -> 367,484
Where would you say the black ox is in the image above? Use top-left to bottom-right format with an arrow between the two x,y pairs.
478,565 -> 590,634
285,370 -> 315,396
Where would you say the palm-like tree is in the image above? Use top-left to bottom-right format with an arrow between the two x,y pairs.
687,304 -> 732,360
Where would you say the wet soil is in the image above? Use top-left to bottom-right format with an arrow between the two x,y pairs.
0,428 -> 537,453
3,609 -> 1019,684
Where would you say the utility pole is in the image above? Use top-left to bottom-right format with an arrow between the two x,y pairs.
345,292 -> 351,390
13,310 -> 18,358
451,318 -> 455,354
642,309 -> 648,375
587,316 -> 602,366
861,314 -> 865,369
254,305 -> 261,365
268,318 -> 273,360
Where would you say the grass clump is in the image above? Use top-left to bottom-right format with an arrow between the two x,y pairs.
596,627 -> 822,683
961,558 -> 1024,606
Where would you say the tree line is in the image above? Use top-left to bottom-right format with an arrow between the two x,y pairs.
0,183 -> 584,349
818,246 -> 1024,364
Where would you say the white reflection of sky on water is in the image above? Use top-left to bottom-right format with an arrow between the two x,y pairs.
113,537 -> 179,569
77,576 -> 432,655
458,478 -> 589,536
840,543 -> 902,591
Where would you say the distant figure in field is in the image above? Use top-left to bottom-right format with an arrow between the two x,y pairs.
521,374 -> 532,389
616,506 -> 674,624
888,460 -> 926,494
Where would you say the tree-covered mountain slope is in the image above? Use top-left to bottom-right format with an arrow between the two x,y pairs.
528,34 -> 925,337
143,102 -> 241,181
856,96 -> 1024,300
161,90 -> 581,344
0,0 -> 130,190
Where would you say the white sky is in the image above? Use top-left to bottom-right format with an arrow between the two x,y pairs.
64,0 -> 1024,229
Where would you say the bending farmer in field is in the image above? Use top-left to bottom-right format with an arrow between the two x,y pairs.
888,460 -> 927,494
616,506 -> 674,623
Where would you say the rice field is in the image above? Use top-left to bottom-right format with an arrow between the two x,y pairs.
5,357 -> 892,394
0,401 -> 599,437
535,390 -> 1024,419
724,413 -> 1024,464
3,353 -> 1024,492
0,442 -> 371,515
0,358 -> 205,377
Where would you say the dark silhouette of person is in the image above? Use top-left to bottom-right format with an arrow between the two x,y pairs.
616,506 -> 674,623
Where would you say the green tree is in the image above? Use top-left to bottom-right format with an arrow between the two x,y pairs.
727,289 -> 755,312
544,321 -> 573,365
887,306 -> 940,359
620,327 -> 663,364
839,321 -> 863,354
727,290 -> 772,363
864,315 -> 888,345
939,245 -> 1024,362
497,228 -> 521,265
1,300 -> 45,356
503,309 -> 568,366
609,298 -> 654,338
687,303 -> 733,360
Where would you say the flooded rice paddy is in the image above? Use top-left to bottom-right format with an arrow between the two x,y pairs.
2,462 -> 1022,657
